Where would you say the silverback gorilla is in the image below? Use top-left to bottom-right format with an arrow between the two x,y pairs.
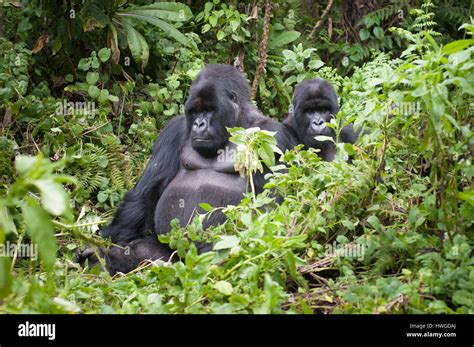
77,64 -> 297,274
283,79 -> 358,161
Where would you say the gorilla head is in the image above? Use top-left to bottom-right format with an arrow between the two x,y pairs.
291,79 -> 339,149
284,78 -> 357,161
185,64 -> 251,157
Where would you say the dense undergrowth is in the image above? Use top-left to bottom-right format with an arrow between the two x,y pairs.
0,0 -> 472,313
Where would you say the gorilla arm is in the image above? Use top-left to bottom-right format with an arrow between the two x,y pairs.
101,116 -> 187,244
339,123 -> 358,145
78,235 -> 173,275
77,116 -> 186,273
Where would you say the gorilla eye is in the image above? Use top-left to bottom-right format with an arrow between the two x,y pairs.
227,91 -> 237,102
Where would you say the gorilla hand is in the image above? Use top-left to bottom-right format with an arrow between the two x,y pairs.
77,236 -> 175,275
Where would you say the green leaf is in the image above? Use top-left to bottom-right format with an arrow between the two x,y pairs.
78,58 -> 91,71
0,204 -> 17,237
458,190 -> 474,205
364,15 -> 377,28
209,15 -> 218,27
270,31 -> 301,49
422,31 -> 439,51
282,49 -> 296,60
86,71 -> 99,85
214,235 -> 239,250
216,30 -> 226,41
98,89 -> 110,103
0,257 -> 12,298
198,202 -> 213,212
359,28 -> 370,41
121,19 -> 149,69
285,251 -> 297,280
229,19 -> 240,31
449,49 -> 471,66
373,26 -> 384,40
202,23 -> 211,33
314,135 -> 334,143
97,191 -> 108,203
254,274 -> 282,314
298,298 -> 314,314
308,59 -> 325,70
367,215 -> 383,231
15,155 -> 38,175
123,3 -> 193,22
240,212 -> 252,227
442,39 -> 474,55
107,94 -> 119,102
204,2 -> 213,14
343,143 -> 356,155
98,48 -> 111,62
33,178 -> 68,216
215,281 -> 233,295
415,216 -> 425,229
117,12 -> 189,47
452,290 -> 474,307
336,235 -> 349,244
88,85 -> 100,99
258,144 -> 274,169
90,55 -> 100,69
22,198 -> 57,270
53,297 -> 81,313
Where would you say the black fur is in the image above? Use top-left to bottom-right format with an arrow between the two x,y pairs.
100,116 -> 186,245
77,64 -> 297,274
284,79 -> 358,161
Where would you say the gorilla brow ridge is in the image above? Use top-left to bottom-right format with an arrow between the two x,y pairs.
294,79 -> 339,115
299,98 -> 336,113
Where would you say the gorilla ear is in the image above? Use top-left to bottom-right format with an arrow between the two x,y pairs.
283,111 -> 296,129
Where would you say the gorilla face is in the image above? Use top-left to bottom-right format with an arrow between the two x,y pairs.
300,108 -> 334,144
292,79 -> 339,149
185,64 -> 250,157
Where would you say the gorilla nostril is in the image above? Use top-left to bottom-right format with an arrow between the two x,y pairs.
193,118 -> 207,130
313,119 -> 324,126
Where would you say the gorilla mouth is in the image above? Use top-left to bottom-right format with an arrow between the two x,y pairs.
310,126 -> 326,134
192,137 -> 219,156
308,126 -> 333,137
308,130 -> 326,137
192,137 -> 212,143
